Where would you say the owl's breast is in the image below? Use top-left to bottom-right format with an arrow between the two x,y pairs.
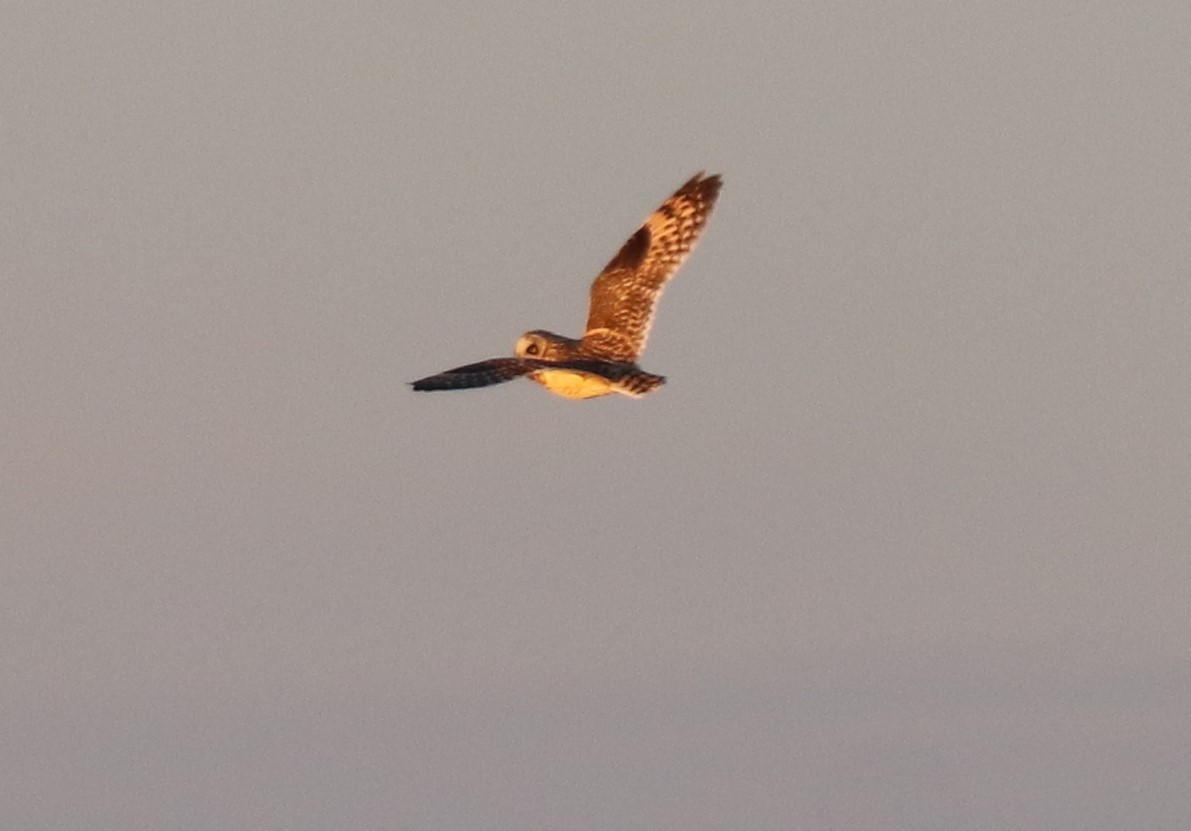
529,369 -> 619,399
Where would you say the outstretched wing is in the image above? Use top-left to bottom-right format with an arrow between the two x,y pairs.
410,358 -> 537,392
411,356 -> 656,394
581,172 -> 722,362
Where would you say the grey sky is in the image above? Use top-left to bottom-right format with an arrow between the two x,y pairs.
3,1 -> 1190,828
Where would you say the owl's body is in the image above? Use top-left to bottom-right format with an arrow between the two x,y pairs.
513,330 -> 665,399
411,173 -> 722,400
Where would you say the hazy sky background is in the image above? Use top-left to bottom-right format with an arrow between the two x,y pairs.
3,1 -> 1190,828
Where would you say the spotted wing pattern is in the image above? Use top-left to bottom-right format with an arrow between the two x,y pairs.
410,358 -> 537,391
581,172 -> 722,362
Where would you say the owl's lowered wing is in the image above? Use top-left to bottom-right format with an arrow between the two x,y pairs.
410,357 -> 643,392
580,172 -> 721,362
410,358 -> 537,391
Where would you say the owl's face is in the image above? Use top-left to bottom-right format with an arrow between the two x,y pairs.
515,330 -> 579,361
515,331 -> 551,358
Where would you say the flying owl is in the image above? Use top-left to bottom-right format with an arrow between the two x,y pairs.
411,172 -> 722,399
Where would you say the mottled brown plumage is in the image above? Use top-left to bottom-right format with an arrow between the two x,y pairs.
411,173 -> 721,399
582,172 -> 722,362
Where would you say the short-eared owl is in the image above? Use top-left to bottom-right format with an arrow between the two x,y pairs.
410,172 -> 722,399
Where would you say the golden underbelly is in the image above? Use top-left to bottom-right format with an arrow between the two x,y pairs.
530,369 -> 618,399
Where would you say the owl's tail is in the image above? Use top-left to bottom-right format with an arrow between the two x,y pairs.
615,370 -> 666,398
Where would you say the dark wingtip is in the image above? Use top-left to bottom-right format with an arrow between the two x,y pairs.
675,172 -> 722,205
684,170 -> 721,186
696,171 -> 723,192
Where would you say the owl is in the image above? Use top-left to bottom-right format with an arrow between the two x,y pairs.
411,172 -> 721,399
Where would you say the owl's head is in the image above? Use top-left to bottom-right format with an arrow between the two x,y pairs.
515,330 -> 578,360
515,331 -> 550,358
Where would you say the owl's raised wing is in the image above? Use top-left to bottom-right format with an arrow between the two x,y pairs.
580,173 -> 721,362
